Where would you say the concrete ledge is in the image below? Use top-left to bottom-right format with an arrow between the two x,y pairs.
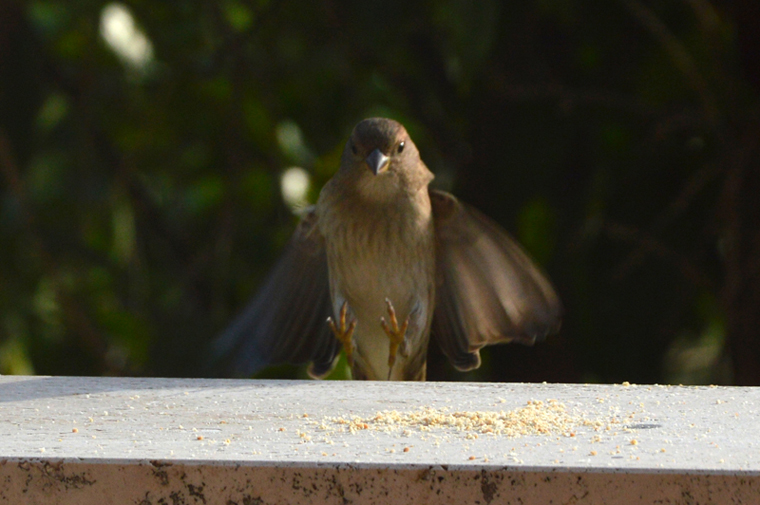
0,376 -> 758,504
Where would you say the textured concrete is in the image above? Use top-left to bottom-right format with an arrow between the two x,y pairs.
0,376 -> 758,504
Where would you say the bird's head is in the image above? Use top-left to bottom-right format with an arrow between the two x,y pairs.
346,118 -> 416,176
340,118 -> 431,198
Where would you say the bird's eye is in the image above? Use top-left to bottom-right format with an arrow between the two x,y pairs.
397,141 -> 405,153
350,141 -> 358,155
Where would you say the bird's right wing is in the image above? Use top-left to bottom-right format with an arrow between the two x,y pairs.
213,207 -> 339,378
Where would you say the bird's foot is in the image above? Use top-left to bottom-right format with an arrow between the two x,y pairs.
380,298 -> 410,380
327,301 -> 357,367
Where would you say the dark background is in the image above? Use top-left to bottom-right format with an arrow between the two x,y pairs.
1,0 -> 759,385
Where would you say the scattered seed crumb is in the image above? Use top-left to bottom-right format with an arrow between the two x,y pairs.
278,427 -> 286,432
403,447 -> 410,452
323,400 -> 603,439
72,428 -> 78,433
622,381 -> 630,386
630,439 -> 638,445
590,451 -> 597,456
197,436 -> 204,441
469,456 -> 476,460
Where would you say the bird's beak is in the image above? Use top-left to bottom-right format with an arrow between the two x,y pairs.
365,149 -> 390,175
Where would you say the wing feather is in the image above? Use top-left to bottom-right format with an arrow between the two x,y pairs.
430,190 -> 562,371
213,208 -> 339,377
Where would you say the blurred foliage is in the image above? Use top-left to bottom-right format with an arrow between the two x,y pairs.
1,0 -> 759,384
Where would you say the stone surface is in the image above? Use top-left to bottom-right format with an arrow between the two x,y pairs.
0,376 -> 758,504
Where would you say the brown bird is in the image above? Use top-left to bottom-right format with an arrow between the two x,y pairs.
216,118 -> 561,380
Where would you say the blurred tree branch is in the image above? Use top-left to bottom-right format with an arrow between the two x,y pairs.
0,129 -> 111,373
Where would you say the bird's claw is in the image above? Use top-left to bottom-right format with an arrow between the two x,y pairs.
327,301 -> 357,366
380,298 -> 410,379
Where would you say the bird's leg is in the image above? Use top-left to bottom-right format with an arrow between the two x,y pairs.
380,298 -> 410,380
327,301 -> 357,366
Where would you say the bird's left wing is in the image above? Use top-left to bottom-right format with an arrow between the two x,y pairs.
430,190 -> 562,371
213,207 -> 339,378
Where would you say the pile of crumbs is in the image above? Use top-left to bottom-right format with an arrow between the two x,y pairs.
323,400 -> 605,438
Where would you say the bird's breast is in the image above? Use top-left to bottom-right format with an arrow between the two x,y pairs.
324,204 -> 435,311
321,200 -> 435,380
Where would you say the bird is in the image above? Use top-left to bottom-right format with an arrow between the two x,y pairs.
215,118 -> 561,381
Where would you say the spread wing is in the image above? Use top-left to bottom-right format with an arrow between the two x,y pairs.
213,207 -> 339,378
430,190 -> 562,371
